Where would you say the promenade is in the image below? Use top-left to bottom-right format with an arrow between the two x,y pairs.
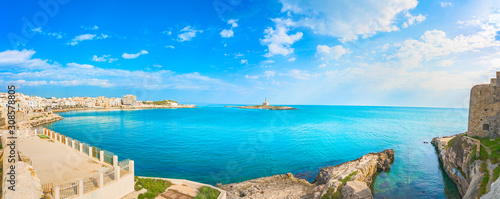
18,136 -> 108,185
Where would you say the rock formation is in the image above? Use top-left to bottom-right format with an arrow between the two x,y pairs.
432,135 -> 482,198
217,149 -> 394,199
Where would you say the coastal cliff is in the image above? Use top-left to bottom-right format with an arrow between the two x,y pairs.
217,149 -> 394,199
432,135 -> 500,198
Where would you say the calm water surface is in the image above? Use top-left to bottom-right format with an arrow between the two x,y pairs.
44,105 -> 466,198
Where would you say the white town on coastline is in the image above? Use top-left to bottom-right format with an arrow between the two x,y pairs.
0,92 -> 191,113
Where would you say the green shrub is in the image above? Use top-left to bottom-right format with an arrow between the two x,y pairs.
138,192 -> 157,199
134,178 -> 172,199
493,167 -> 500,182
479,161 -> 489,197
340,171 -> 358,185
321,186 -> 342,199
322,171 -> 358,199
194,186 -> 221,199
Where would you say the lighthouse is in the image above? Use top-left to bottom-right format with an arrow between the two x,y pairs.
263,98 -> 269,106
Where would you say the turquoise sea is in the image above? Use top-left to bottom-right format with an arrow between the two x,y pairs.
43,105 -> 467,198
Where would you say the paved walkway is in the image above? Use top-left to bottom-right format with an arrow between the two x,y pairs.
18,136 -> 110,185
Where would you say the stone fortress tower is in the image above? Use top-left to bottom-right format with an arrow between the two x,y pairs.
468,71 -> 500,138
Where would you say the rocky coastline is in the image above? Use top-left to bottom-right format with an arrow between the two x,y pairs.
217,149 -> 394,199
432,135 -> 500,199
19,112 -> 63,129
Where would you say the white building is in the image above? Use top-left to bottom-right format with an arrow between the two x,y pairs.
122,95 -> 137,106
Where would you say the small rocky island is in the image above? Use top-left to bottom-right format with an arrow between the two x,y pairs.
226,98 -> 297,110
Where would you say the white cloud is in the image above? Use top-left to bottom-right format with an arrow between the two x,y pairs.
48,32 -> 63,39
69,34 -> 96,45
402,12 -> 426,28
441,2 -> 453,8
122,50 -> 149,59
316,45 -> 350,67
279,0 -> 420,42
288,57 -> 296,62
177,26 -> 202,42
438,59 -> 454,67
240,59 -> 248,64
260,18 -> 303,57
245,75 -> 259,79
163,30 -> 172,35
228,19 -> 238,28
280,69 -> 320,80
99,34 -> 109,39
391,27 -> 500,69
81,26 -> 99,30
220,29 -> 234,38
0,49 -> 56,69
91,55 -> 117,63
165,45 -> 175,49
30,27 -> 64,39
153,64 -> 163,68
31,27 -> 42,33
220,19 -> 238,38
0,49 -> 234,90
261,60 -> 275,64
68,33 -> 108,45
317,45 -> 350,60
67,63 -> 94,69
245,71 -> 276,80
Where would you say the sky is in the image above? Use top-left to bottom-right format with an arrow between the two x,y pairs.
1,0 -> 500,107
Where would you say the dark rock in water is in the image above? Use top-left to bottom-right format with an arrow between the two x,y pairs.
380,181 -> 391,188
378,172 -> 388,179
396,181 -> 404,187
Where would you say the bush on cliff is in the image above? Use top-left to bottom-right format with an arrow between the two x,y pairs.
479,161 -> 489,197
321,171 -> 358,199
135,177 -> 172,199
194,186 -> 221,199
493,167 -> 500,183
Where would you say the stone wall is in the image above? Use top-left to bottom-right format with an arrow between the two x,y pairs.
468,71 -> 500,137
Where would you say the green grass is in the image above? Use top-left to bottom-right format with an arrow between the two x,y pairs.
340,171 -> 358,185
479,161 -> 489,197
471,137 -> 500,163
38,134 -> 49,139
134,177 -> 172,199
493,167 -> 500,183
479,145 -> 489,161
448,137 -> 456,148
194,186 -> 221,199
322,171 -> 358,199
321,186 -> 342,199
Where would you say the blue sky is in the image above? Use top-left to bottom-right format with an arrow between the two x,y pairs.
1,0 -> 500,107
